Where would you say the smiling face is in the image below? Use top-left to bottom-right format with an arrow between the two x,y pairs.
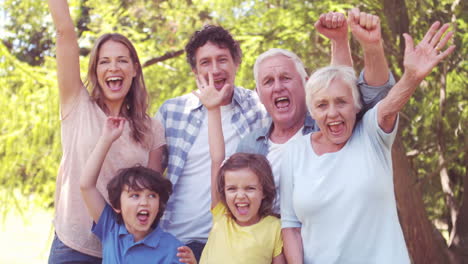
115,185 -> 160,242
309,78 -> 359,147
193,41 -> 239,104
257,55 -> 307,130
224,168 -> 264,227
96,40 -> 137,109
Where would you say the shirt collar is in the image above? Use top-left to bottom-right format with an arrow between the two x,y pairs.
255,111 -> 316,142
117,223 -> 163,249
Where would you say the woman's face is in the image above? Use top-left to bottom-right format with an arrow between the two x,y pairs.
309,78 -> 359,147
96,40 -> 137,107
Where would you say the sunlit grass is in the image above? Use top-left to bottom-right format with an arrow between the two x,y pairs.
0,192 -> 53,264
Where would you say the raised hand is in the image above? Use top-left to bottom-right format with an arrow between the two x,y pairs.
315,12 -> 348,42
177,246 -> 197,264
101,116 -> 126,143
403,21 -> 455,82
192,72 -> 231,110
348,8 -> 381,46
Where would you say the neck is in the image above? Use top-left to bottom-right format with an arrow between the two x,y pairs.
269,117 -> 305,144
104,100 -> 123,116
310,132 -> 346,156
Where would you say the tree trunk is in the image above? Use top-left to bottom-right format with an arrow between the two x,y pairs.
393,135 -> 451,264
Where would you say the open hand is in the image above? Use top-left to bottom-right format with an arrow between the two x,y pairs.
315,12 -> 348,42
403,21 -> 455,82
348,8 -> 381,46
101,116 -> 125,143
192,72 -> 231,110
177,246 -> 197,264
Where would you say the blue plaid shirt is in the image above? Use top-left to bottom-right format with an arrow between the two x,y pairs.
155,86 -> 269,227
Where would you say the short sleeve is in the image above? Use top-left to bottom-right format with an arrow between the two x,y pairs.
272,219 -> 284,258
150,118 -> 166,150
280,141 -> 302,229
91,204 -> 116,241
211,202 -> 229,222
362,102 -> 399,150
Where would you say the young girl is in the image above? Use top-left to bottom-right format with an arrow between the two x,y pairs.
193,73 -> 286,264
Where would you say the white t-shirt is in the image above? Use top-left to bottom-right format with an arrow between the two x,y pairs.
164,104 -> 239,243
267,128 -> 303,214
280,104 -> 410,264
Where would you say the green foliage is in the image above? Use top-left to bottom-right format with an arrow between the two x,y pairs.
0,0 -> 466,236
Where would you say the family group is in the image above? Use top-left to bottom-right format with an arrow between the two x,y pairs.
47,0 -> 455,263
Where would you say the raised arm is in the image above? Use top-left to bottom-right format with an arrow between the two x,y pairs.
47,0 -> 83,115
315,12 -> 353,67
348,8 -> 389,86
192,72 -> 231,209
378,22 -> 455,132
80,117 -> 126,223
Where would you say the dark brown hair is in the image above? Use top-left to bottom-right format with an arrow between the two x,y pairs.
85,33 -> 151,145
185,25 -> 242,69
107,165 -> 172,228
217,153 -> 276,219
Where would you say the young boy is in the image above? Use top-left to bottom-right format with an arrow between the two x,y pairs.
80,116 -> 196,263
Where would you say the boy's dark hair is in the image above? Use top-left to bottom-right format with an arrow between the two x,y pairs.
185,25 -> 242,69
217,153 -> 276,218
107,165 -> 172,228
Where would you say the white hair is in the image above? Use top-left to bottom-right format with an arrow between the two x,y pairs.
305,66 -> 362,114
253,48 -> 308,93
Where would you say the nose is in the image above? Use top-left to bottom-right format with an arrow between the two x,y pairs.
235,189 -> 247,199
272,78 -> 283,93
328,104 -> 339,117
139,195 -> 148,205
211,61 -> 221,74
109,60 -> 120,71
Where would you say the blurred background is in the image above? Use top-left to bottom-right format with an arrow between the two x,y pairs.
0,0 -> 466,263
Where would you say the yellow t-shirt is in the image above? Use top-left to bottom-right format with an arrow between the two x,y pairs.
200,203 -> 283,264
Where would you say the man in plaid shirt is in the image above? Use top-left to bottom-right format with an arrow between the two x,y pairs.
155,25 -> 268,260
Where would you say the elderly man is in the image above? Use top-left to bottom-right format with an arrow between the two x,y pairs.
237,8 -> 395,212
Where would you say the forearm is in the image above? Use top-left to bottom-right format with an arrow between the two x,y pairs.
208,108 -> 224,207
81,139 -> 113,190
362,40 -> 389,86
331,38 -> 353,67
378,73 -> 420,131
282,228 -> 304,264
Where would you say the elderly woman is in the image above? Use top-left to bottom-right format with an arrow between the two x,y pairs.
280,22 -> 455,263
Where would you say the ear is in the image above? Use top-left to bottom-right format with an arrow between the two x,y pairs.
192,67 -> 198,75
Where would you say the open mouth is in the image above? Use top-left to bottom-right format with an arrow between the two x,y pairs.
275,96 -> 290,109
236,203 -> 250,216
213,78 -> 226,90
137,209 -> 149,224
106,76 -> 123,91
328,121 -> 344,135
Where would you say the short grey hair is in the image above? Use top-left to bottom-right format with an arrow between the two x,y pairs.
305,66 -> 362,114
253,48 -> 308,93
